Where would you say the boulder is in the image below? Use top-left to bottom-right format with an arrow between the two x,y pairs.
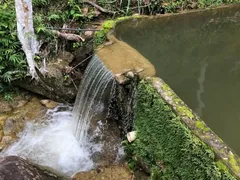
0,156 -> 70,180
14,51 -> 80,103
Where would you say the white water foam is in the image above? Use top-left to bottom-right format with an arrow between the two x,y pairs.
2,105 -> 101,176
1,55 -> 117,177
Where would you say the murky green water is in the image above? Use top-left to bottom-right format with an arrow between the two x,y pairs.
115,5 -> 240,154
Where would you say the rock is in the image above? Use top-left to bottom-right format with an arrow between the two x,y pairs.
73,165 -> 133,180
0,102 -> 13,113
127,131 -> 136,143
0,130 -> 3,142
3,119 -> 14,136
14,51 -> 81,103
40,99 -> 58,109
0,96 -> 47,150
14,99 -> 28,108
84,31 -> 93,37
115,74 -> 129,85
0,91 -> 31,113
72,42 -> 93,71
126,71 -> 134,78
0,115 -> 8,123
0,156 -> 70,180
1,136 -> 13,146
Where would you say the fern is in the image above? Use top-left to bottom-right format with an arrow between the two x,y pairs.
0,2 -> 27,83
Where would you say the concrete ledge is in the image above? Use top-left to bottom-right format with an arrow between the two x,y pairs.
148,77 -> 240,178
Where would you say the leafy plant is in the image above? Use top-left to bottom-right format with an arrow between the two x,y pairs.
0,2 -> 27,84
3,92 -> 13,102
33,0 -> 50,7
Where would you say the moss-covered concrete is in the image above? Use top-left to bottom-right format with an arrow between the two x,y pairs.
125,78 -> 240,179
150,77 -> 240,178
94,15 -> 144,47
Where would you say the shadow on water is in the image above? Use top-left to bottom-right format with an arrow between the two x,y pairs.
115,5 -> 240,154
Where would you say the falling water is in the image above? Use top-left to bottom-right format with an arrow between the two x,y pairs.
2,55 -> 115,176
2,105 -> 96,176
73,55 -> 113,144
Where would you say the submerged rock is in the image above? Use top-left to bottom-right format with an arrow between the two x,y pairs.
0,92 -> 30,113
40,99 -> 58,109
0,96 -> 47,150
73,165 -> 133,180
0,156 -> 70,180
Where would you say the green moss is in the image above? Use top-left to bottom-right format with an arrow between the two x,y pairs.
195,120 -> 210,131
126,80 -> 235,179
176,105 -> 194,119
95,20 -> 115,46
217,160 -> 228,171
102,20 -> 115,30
173,97 -> 182,104
162,82 -> 171,91
94,16 -> 141,46
167,91 -> 173,96
229,152 -> 240,172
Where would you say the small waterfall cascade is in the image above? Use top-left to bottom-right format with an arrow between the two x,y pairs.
1,55 -> 115,176
2,105 -> 95,176
73,55 -> 114,144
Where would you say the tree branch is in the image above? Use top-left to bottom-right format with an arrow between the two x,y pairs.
84,1 -> 115,14
55,31 -> 85,42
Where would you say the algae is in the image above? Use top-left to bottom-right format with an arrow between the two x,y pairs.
229,152 -> 240,172
196,120 -> 210,131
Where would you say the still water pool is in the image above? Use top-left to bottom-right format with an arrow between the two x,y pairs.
115,5 -> 240,154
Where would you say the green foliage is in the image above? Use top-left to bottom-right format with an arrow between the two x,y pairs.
3,92 -> 14,102
94,20 -> 116,46
0,83 -> 17,101
128,159 -> 136,170
125,80 -> 236,179
37,0 -> 96,27
33,0 -> 50,7
96,0 -> 240,14
0,2 -> 27,84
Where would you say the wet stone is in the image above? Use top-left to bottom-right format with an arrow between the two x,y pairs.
0,156 -> 70,180
40,99 -> 58,109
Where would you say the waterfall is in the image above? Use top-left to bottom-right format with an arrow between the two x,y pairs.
2,55 -> 115,176
73,55 -> 113,144
2,105 -> 96,176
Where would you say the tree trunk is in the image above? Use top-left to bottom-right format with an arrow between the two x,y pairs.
15,0 -> 39,79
